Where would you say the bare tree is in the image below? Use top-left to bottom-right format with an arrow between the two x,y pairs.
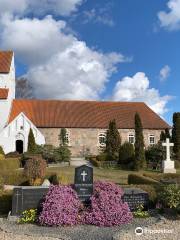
16,77 -> 34,99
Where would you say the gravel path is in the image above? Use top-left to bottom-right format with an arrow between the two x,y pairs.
0,215 -> 160,240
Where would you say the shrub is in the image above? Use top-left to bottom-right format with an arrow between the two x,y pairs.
143,172 -> 180,184
96,152 -> 108,162
134,113 -> 146,170
28,128 -> 37,153
158,184 -> 180,209
145,143 -> 165,167
133,204 -> 150,218
39,185 -> 81,226
89,157 -> 100,167
19,209 -> 37,224
0,171 -> 27,186
5,151 -> 21,158
0,146 -> 4,155
24,156 -> 47,186
128,174 -> 159,185
41,145 -> 55,162
53,146 -> 71,163
0,154 -> 5,161
81,181 -> 133,226
0,190 -> 12,215
119,142 -> 135,166
0,158 -> 20,171
106,120 -> 121,161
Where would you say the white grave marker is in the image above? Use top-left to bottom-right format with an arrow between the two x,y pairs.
162,138 -> 176,173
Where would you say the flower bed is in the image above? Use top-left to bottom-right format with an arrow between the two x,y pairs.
38,181 -> 133,227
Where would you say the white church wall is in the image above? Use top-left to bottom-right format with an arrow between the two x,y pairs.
0,113 -> 45,154
0,54 -> 15,131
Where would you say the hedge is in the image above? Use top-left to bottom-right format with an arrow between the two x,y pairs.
0,171 -> 28,186
0,190 -> 12,215
143,172 -> 180,183
0,158 -> 21,171
128,174 -> 159,185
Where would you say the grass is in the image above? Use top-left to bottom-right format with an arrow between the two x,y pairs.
46,166 -> 164,185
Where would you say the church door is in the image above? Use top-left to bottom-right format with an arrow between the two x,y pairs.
16,140 -> 24,154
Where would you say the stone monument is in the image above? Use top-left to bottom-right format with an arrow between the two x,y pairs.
162,138 -> 176,173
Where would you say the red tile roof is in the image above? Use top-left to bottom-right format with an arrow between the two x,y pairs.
0,88 -> 9,99
0,51 -> 13,73
8,99 -> 170,129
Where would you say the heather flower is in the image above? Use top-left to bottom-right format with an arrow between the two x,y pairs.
81,181 -> 133,226
39,185 -> 81,226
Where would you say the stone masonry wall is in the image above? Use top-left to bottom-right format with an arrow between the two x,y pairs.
39,128 -> 163,157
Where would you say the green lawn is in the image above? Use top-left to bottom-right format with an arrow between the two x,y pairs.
46,166 -> 162,185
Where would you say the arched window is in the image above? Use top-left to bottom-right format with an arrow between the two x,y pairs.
128,133 -> 135,144
99,132 -> 106,146
149,134 -> 155,145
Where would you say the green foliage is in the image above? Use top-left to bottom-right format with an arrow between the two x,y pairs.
160,128 -> 171,142
41,145 -> 55,162
27,128 -> 37,153
128,173 -> 159,185
0,171 -> 27,185
0,154 -> 5,161
24,156 -> 47,185
0,146 -> 4,155
59,128 -> 68,146
134,113 -> 146,170
119,142 -> 135,165
172,112 -> 180,161
18,209 -> 37,224
133,204 -> 150,218
96,152 -> 108,161
53,145 -> 71,163
145,143 -> 165,166
158,184 -> 180,209
5,151 -> 20,158
89,157 -> 101,167
106,119 -> 121,161
0,190 -> 12,215
143,172 -> 180,183
0,158 -> 20,171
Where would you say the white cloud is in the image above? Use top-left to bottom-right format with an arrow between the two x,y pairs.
112,72 -> 172,115
82,6 -> 114,27
159,65 -> 171,81
0,15 -> 127,99
158,0 -> 180,30
0,0 -> 83,17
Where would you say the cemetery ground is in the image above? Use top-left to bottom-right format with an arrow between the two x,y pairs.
0,161 -> 180,240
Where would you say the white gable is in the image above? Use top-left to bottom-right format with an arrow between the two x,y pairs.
0,112 -> 45,154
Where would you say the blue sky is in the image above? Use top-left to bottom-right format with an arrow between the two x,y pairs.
0,0 -> 180,124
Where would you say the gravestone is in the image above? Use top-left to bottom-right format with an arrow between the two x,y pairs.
122,188 -> 149,211
12,186 -> 49,216
74,165 -> 93,202
162,138 -> 176,173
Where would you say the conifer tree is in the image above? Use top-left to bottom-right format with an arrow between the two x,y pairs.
28,128 -> 37,153
106,119 -> 121,161
134,113 -> 146,170
172,112 -> 180,161
160,128 -> 171,142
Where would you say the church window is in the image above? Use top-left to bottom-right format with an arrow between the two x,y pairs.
128,133 -> 135,144
64,130 -> 70,145
99,133 -> 106,146
149,135 -> 155,145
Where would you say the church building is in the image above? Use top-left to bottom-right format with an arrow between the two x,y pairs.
0,51 -> 170,156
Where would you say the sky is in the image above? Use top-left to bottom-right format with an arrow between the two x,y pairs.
0,0 -> 180,124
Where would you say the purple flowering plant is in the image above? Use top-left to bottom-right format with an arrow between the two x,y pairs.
39,181 -> 133,227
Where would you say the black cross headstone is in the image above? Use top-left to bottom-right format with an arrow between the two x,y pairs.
74,165 -> 93,203
12,186 -> 49,216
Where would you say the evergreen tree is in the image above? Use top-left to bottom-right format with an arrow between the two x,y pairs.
160,128 -> 171,142
28,128 -> 37,153
172,112 -> 180,161
59,128 -> 67,146
134,113 -> 146,170
106,119 -> 121,161
0,146 -> 4,155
